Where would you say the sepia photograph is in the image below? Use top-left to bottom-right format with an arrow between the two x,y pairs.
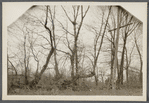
2,2 -> 147,101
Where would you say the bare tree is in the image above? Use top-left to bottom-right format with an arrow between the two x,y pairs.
23,34 -> 31,85
125,44 -> 135,86
134,26 -> 143,86
105,8 -> 117,87
29,6 -> 59,87
7,55 -> 18,76
108,6 -> 142,89
118,12 -> 141,86
86,6 -> 112,86
62,5 -> 90,76
8,21 -> 31,85
49,6 -> 60,79
29,36 -> 40,78
60,5 -> 98,85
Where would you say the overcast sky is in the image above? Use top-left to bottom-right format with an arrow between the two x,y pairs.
3,2 -> 147,26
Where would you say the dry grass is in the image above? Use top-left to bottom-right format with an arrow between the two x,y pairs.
8,88 -> 142,96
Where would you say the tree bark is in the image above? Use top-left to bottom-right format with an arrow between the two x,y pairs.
8,58 -> 18,76
112,6 -> 120,90
110,41 -> 115,86
53,22 -> 60,79
24,35 -> 28,85
126,66 -> 128,86
29,47 -> 54,87
95,75 -> 98,86
119,38 -> 127,85
135,36 -> 143,87
92,6 -> 112,85
70,55 -> 75,78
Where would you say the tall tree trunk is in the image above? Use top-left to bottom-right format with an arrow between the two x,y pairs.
38,48 -> 55,78
135,37 -> 143,87
8,58 -> 18,76
35,61 -> 39,77
95,75 -> 98,86
30,47 -> 54,87
102,75 -> 104,88
110,43 -> 113,85
93,6 -> 112,85
138,54 -> 143,87
52,6 -> 60,79
139,55 -> 143,87
24,35 -> 28,85
54,49 -> 60,79
119,37 -> 127,85
53,31 -> 60,79
125,49 -> 129,86
70,55 -> 74,78
75,37 -> 78,75
116,58 -> 120,89
112,6 -> 120,90
139,70 -> 142,87
125,44 -> 135,87
126,66 -> 128,86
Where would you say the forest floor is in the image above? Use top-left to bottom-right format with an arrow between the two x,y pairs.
8,88 -> 142,96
